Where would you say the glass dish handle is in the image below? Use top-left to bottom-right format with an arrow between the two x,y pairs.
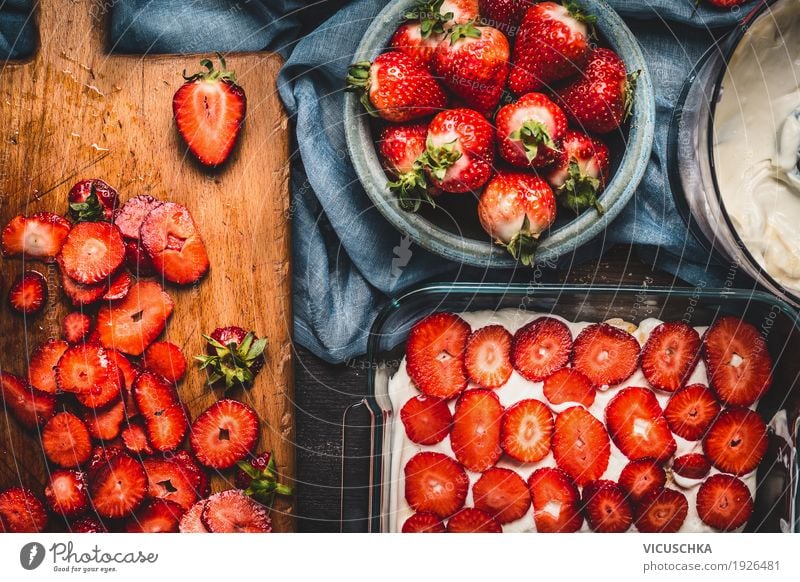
340,398 -> 376,532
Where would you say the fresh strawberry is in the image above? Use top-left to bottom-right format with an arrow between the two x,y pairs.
44,470 -> 89,517
582,480 -> 633,533
60,270 -> 107,307
696,473 -> 753,531
346,51 -> 448,122
190,399 -> 260,469
472,467 -> 531,524
133,370 -> 180,416
618,459 -> 666,504
546,130 -> 610,215
62,312 -> 92,344
509,1 -> 593,94
400,395 -> 453,445
145,403 -> 189,452
68,179 -> 119,222
178,500 -> 208,533
465,325 -> 513,389
378,121 -> 435,212
195,328 -> 267,390
140,202 -> 209,285
390,22 -> 444,70
83,399 -> 125,441
527,467 -> 583,533
500,398 -> 552,462
114,195 -> 162,240
57,221 -> 125,285
641,322 -> 701,392
95,281 -> 174,356
402,512 -> 446,533
634,488 -> 688,533
106,349 -> 137,394
406,0 -> 479,30
447,508 -> 502,532
605,387 -> 676,462
702,316 -> 773,407
8,270 -> 48,315
55,343 -> 122,409
703,407 -> 768,476
451,389 -> 503,472
572,323 -> 640,387
173,55 -> 247,166
0,487 -> 48,532
663,383 -> 720,441
124,239 -> 157,276
27,339 -> 69,394
510,316 -> 571,381
1,212 -> 71,260
477,172 -> 557,265
87,444 -> 126,473
142,457 -> 198,510
496,93 -> 568,168
479,0 -> 535,32
69,516 -> 107,533
125,498 -> 183,533
88,451 -> 148,519
41,412 -> 93,468
172,450 -> 211,498
234,451 -> 273,489
102,270 -> 132,301
0,371 -> 55,429
200,489 -> 272,533
672,453 -> 712,480
142,341 -> 187,383
234,451 -> 292,505
543,367 -> 595,407
552,406 -> 610,486
404,451 -> 469,517
120,421 -> 154,456
405,312 -> 471,399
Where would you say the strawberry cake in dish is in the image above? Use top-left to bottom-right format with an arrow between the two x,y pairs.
387,309 -> 778,533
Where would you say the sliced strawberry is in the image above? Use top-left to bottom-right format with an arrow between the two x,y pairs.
69,516 -> 107,533
1,212 -> 71,260
400,395 -> 452,445
552,406 -> 610,486
140,202 -> 210,285
88,451 -> 148,519
696,473 -> 753,531
404,451 -> 469,518
8,270 -> 47,315
60,270 -> 107,307
102,270 -> 132,301
703,317 -> 773,406
201,490 -> 272,533
124,238 -> 157,276
62,312 -> 92,344
401,512 -> 445,533
87,444 -> 125,473
605,387 -> 676,462
41,411 -> 93,468
27,339 -> 69,394
44,469 -> 89,517
446,508 -> 502,533
144,403 -> 189,452
672,453 -> 711,480
500,398 -> 552,463
120,421 -> 153,456
142,341 -> 187,383
451,389 -> 503,472
0,487 -> 48,532
618,459 -> 666,503
190,399 -> 259,469
582,480 -> 633,533
83,399 -> 125,441
125,498 -> 183,533
142,457 -> 198,510
178,500 -> 208,533
68,178 -> 119,221
527,467 -> 583,533
465,325 -> 513,389
95,281 -> 175,356
663,383 -> 721,441
106,349 -> 137,410
133,370 -> 179,415
634,488 -> 689,533
703,407 -> 768,476
0,371 -> 55,429
114,195 -> 162,239
171,450 -> 211,498
511,317 -> 572,381
641,322 -> 701,392
543,367 -> 595,407
58,221 -> 125,285
572,323 -> 640,387
55,343 -> 122,409
472,467 -> 530,524
406,312 -> 471,399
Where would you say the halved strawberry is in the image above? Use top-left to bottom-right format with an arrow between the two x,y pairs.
142,341 -> 187,383
0,371 -> 55,429
404,451 -> 469,518
472,467 -> 530,524
605,387 -> 676,462
142,457 -> 198,510
201,490 -> 272,533
703,407 -> 768,476
62,312 -> 92,344
60,270 -> 107,307
511,317 -> 572,382
446,508 -> 502,533
542,367 -> 595,407
582,480 -> 633,533
41,412 -> 92,468
401,512 -> 445,533
68,178 -> 119,221
527,467 -> 583,533
145,403 -> 189,452
120,421 -> 153,456
125,498 -> 183,533
44,470 -> 89,517
69,516 -> 107,533
641,322 -> 701,392
178,500 -> 208,533
190,399 -> 259,469
618,458 -> 666,503
703,317 -> 773,406
58,221 -> 125,285
672,453 -> 711,479
27,339 -> 69,394
95,281 -> 175,356
572,323 -> 640,387
55,343 -> 122,409
83,399 -> 125,441
8,270 -> 47,315
406,312 -> 471,399
0,487 -> 48,532
664,383 -> 721,441
1,212 -> 71,260
140,202 -> 210,285
124,239 -> 157,276
88,451 -> 148,519
451,389 -> 503,472
696,473 -> 753,531
465,325 -> 513,389
102,270 -> 132,301
400,395 -> 452,445
552,406 -> 610,486
500,398 -> 552,463
114,195 -> 162,239
634,488 -> 688,533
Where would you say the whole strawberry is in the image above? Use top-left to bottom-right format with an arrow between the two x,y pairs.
477,172 -> 557,264
378,121 -> 436,211
347,52 -> 448,122
478,0 -> 536,34
509,1 -> 594,95
390,22 -> 445,70
546,130 -> 610,214
554,47 -> 637,134
432,23 -> 510,116
195,326 -> 267,390
405,0 -> 479,28
234,451 -> 294,506
496,92 -> 568,168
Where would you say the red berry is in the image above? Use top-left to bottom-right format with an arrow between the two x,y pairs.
465,325 -> 513,389
41,412 -> 93,468
200,490 -> 272,533
27,339 -> 69,394
605,387 -> 676,463
88,452 -> 148,519
400,395 -> 453,445
1,212 -> 70,260
406,312 -> 471,400
582,480 -> 633,533
663,383 -> 721,441
500,399 -> 552,463
190,399 -> 260,469
114,194 -> 162,240
402,512 -> 445,533
57,221 -> 125,285
472,467 -> 531,524
552,406 -> 610,486
0,487 -> 48,532
8,270 -> 48,315
618,458 -> 666,504
140,202 -> 209,285
62,312 -> 92,344
634,488 -> 689,533
451,389 -> 503,472
641,322 -> 701,392
703,407 -> 768,476
527,467 -> 583,533
672,453 -> 712,480
510,317 -> 572,381
542,367 -> 595,407
696,474 -> 753,531
446,508 -> 502,533
572,323 -> 640,387
545,130 -> 611,214
404,452 -> 469,518
0,371 -> 55,430
44,470 -> 89,517
142,341 -> 188,383
496,92 -> 568,168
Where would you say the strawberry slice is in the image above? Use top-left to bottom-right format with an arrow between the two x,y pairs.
142,457 -> 198,510
406,312 -> 471,399
88,451 -> 148,519
82,399 -> 126,441
702,407 -> 768,476
124,239 -> 157,276
125,498 -> 183,533
145,403 -> 189,452
472,467 -> 531,524
465,325 -> 513,389
663,383 -> 721,441
0,371 -> 55,429
41,412 -> 93,468
44,470 -> 89,517
1,212 -> 70,260
552,406 -> 610,486
87,444 -> 125,473
60,270 -> 108,307
114,195 -> 162,239
107,349 -> 138,393
190,399 -> 259,469
0,487 -> 48,532
120,421 -> 154,456
543,367 -> 595,407
696,473 -> 753,531
511,317 -> 572,381
404,452 -> 469,518
527,467 -> 583,533
581,480 -> 633,533
62,312 -> 92,344
572,323 -> 640,387
140,202 -> 210,285
27,339 -> 69,394
641,322 -> 701,392
178,500 -> 208,533
95,281 -> 175,356
634,488 -> 688,533
605,387 -> 676,462
703,317 -> 773,406
133,370 -> 180,416
451,389 -> 503,472
618,458 -> 666,503
400,395 -> 452,445
142,341 -> 188,383
401,512 -> 445,533
8,270 -> 47,314
69,516 -> 107,533
672,453 -> 711,479
57,221 -> 125,285
171,450 -> 211,498
500,398 -> 552,462
102,270 -> 132,301
55,343 -> 122,409
201,490 -> 272,533
446,508 -> 502,533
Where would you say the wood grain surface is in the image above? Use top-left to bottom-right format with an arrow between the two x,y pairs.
0,0 -> 295,531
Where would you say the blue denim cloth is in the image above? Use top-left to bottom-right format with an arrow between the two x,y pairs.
0,0 -> 760,362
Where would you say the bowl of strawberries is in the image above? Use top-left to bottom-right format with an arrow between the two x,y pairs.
344,0 -> 655,268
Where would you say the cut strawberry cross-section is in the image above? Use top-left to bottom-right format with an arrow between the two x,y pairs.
142,457 -> 199,510
400,394 -> 452,445
634,487 -> 688,533
401,512 -> 445,533
543,367 -> 595,407
581,480 -> 633,533
200,490 -> 272,533
144,403 -> 189,452
672,453 -> 711,480
605,386 -> 676,463
8,271 -> 48,315
511,316 -> 572,382
618,458 -> 666,503
62,312 -> 92,344
552,406 -> 610,486
114,194 -> 162,240
472,467 -> 531,524
102,270 -> 132,301
1,212 -> 71,260
57,221 -> 125,285
60,269 -> 108,307
527,467 -> 583,533
696,473 -> 753,531
125,498 -> 183,533
142,341 -> 188,384
465,324 -> 513,389
663,383 -> 721,441
82,399 -> 126,441
141,202 -> 210,285
446,508 -> 502,533
500,398 -> 553,463
55,343 -> 123,409
41,412 -> 93,468
0,371 -> 55,430
451,389 -> 503,472
88,451 -> 148,519
641,321 -> 701,392
702,407 -> 768,476
0,487 -> 48,532
44,470 -> 89,518
572,323 -> 640,387
404,451 -> 469,518
190,399 -> 259,469
406,312 -> 471,399
28,339 -> 69,394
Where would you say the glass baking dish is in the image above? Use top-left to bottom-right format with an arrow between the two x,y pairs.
340,283 -> 800,533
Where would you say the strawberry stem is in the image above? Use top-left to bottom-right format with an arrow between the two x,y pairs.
69,184 -> 106,223
624,70 -> 640,122
448,21 -> 482,45
505,216 -> 538,267
345,62 -> 379,117
403,0 -> 452,38
510,120 -> 558,162
182,53 -> 237,84
420,138 -> 462,182
387,163 -> 435,212
564,1 -> 597,38
194,331 -> 267,390
557,158 -> 605,215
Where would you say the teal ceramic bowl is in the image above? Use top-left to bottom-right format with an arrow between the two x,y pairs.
344,0 -> 655,268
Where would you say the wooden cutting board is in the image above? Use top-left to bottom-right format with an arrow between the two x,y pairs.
0,0 -> 295,531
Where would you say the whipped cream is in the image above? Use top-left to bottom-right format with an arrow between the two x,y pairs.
386,310 -> 758,533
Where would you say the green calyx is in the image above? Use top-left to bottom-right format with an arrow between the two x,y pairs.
558,158 -> 605,215
448,21 -> 482,45
69,185 -> 106,223
388,163 -> 435,213
564,1 -> 597,38
419,138 -> 462,182
624,70 -> 641,122
183,52 -> 238,84
194,331 -> 267,390
505,216 -> 538,267
237,456 -> 294,507
345,62 -> 378,117
510,120 -> 558,162
403,0 -> 453,38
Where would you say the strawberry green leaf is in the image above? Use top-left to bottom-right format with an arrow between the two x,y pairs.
69,186 -> 106,223
510,120 -> 558,162
558,159 -> 605,215
505,216 -> 538,267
